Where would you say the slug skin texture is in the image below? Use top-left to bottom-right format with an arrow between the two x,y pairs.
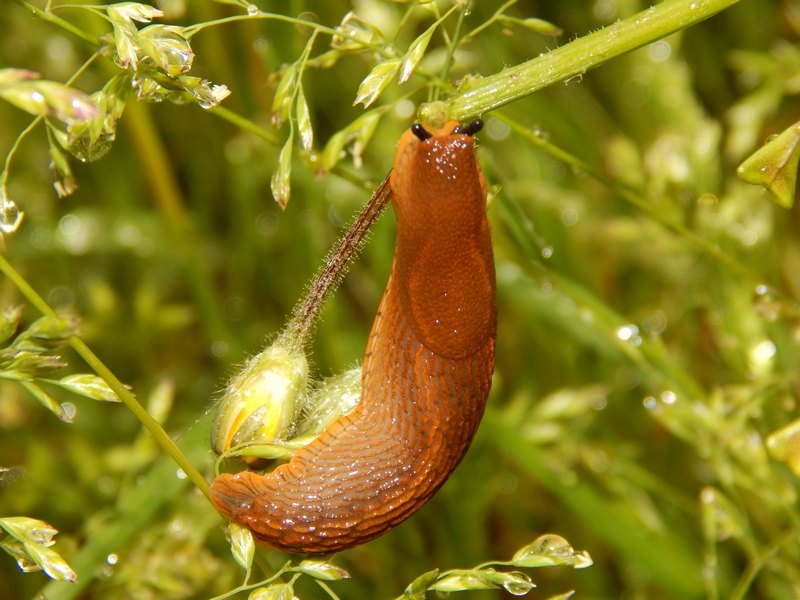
210,120 -> 496,553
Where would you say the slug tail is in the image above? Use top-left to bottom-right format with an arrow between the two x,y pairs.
210,472 -> 260,518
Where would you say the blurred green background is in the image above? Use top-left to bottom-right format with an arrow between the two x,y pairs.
2,0 -> 800,598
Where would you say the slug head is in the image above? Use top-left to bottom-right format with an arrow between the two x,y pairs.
389,120 -> 495,360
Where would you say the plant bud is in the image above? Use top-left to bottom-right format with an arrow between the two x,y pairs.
296,367 -> 361,438
211,341 -> 308,463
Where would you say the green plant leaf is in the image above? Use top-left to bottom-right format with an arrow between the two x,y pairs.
353,58 -> 400,108
398,27 -> 434,84
20,381 -> 72,422
55,374 -> 124,402
498,16 -> 563,36
331,11 -> 385,51
429,573 -> 498,592
0,68 -> 38,88
0,80 -> 97,123
23,316 -> 79,343
320,107 -> 385,172
271,62 -> 298,127
0,305 -> 23,345
247,583 -> 294,600
296,558 -> 350,580
0,517 -> 77,582
270,130 -> 294,208
766,418 -> 800,478
403,568 -> 439,599
737,120 -> 800,208
296,86 -> 313,152
229,522 -> 254,572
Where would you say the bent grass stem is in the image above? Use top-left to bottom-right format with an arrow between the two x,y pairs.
0,252 -> 210,499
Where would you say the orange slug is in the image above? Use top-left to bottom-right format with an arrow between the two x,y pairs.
209,120 -> 496,553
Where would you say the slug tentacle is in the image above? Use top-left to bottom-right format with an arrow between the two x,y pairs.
210,121 -> 496,553
411,122 -> 433,141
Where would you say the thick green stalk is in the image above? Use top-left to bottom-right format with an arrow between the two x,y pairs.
419,0 -> 741,122
0,253 -> 210,499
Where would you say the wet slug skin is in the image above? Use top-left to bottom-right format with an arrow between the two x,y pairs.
209,120 -> 497,553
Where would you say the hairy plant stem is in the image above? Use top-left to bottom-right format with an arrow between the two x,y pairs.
0,253 -> 211,499
419,0 -> 742,123
279,175 -> 392,351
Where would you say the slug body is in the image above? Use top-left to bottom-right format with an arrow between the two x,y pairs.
210,121 -> 496,553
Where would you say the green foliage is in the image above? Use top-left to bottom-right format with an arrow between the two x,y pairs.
0,517 -> 76,582
738,120 -> 800,208
0,308 -> 123,422
1,1 -> 799,600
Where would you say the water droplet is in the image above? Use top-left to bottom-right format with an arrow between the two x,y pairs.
0,196 -> 23,234
741,230 -> 758,245
531,534 -> 572,557
648,40 -> 671,62
98,476 -> 115,494
57,213 -> 98,255
69,131 -> 115,163
486,118 -> 511,140
59,214 -> 79,235
247,4 -> 259,16
62,402 -> 76,419
256,211 -> 278,236
561,207 -> 579,225
176,468 -> 187,479
643,396 -> 656,409
661,391 -> 677,404
494,471 -> 518,494
542,246 -> 553,258
750,340 -> 776,365
616,324 -> 639,340
593,0 -> 617,21
107,554 -> 118,565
